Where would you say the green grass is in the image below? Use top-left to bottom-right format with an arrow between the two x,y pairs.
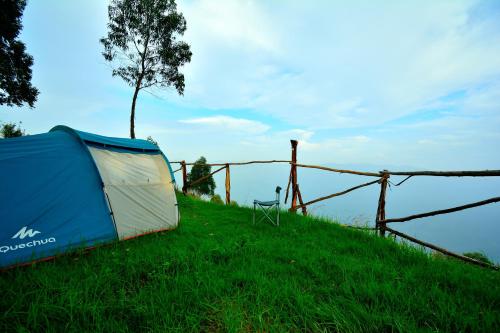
1,194 -> 500,332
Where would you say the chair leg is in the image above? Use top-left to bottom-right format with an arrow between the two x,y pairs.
277,204 -> 280,227
254,203 -> 281,227
260,205 -> 273,225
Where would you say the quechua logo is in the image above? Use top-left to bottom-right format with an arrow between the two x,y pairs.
1,226 -> 56,254
11,226 -> 41,239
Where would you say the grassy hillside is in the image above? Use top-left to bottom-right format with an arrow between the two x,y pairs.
1,194 -> 500,332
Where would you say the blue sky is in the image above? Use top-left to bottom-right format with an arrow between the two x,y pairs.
2,0 -> 500,169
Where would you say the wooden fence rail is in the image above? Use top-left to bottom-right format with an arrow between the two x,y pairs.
186,165 -> 226,188
385,226 -> 498,270
170,160 -> 291,166
386,170 -> 500,177
292,163 -> 381,177
171,141 -> 499,270
381,197 -> 500,224
291,178 -> 381,211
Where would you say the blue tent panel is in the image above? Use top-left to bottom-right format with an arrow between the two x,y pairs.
50,125 -> 159,151
0,131 -> 117,268
50,125 -> 176,182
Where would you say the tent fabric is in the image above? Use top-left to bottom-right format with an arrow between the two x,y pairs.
0,131 -> 117,268
50,125 -> 159,151
88,146 -> 178,239
0,126 -> 179,269
50,125 -> 176,183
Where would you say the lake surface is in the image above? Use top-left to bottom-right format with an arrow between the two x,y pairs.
175,163 -> 500,263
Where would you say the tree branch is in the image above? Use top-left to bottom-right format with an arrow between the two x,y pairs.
140,79 -> 170,90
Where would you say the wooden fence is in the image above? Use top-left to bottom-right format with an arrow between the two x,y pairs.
170,140 -> 500,270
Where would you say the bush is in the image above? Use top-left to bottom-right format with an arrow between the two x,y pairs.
463,252 -> 494,265
1,122 -> 26,138
146,136 -> 158,146
210,194 -> 224,205
187,156 -> 216,196
187,191 -> 201,200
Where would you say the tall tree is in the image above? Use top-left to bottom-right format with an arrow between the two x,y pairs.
187,156 -> 216,196
0,0 -> 39,107
100,0 -> 192,139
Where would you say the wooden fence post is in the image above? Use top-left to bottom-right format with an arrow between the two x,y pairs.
296,184 -> 307,216
290,140 -> 298,212
181,160 -> 188,195
376,171 -> 389,236
225,164 -> 231,205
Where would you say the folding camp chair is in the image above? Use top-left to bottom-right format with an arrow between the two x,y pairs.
253,186 -> 281,226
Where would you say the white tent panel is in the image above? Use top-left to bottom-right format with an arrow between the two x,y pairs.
88,146 -> 178,239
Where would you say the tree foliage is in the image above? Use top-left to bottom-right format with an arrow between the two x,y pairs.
0,121 -> 25,138
0,0 -> 39,107
188,156 -> 216,196
463,252 -> 494,265
146,135 -> 158,146
100,0 -> 192,138
210,194 -> 224,205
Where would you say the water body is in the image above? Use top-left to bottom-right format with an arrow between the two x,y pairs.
176,163 -> 500,263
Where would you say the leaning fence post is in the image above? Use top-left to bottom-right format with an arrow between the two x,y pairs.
376,171 -> 389,236
296,184 -> 307,216
290,140 -> 298,212
181,160 -> 188,195
225,164 -> 231,205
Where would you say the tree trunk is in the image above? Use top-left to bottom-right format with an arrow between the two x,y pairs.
130,85 -> 140,139
130,31 -> 149,139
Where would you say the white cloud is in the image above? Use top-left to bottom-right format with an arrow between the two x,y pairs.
170,0 -> 500,130
179,115 -> 270,134
179,0 -> 278,53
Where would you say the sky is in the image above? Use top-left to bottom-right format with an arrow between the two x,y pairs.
2,0 -> 500,170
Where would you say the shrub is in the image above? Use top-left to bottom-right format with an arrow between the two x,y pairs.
210,194 -> 224,205
463,252 -> 494,265
1,122 -> 26,138
187,156 -> 216,195
146,136 -> 158,146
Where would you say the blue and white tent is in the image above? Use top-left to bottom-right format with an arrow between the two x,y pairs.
0,126 -> 178,269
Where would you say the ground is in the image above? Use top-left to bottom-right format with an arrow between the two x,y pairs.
1,194 -> 499,332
